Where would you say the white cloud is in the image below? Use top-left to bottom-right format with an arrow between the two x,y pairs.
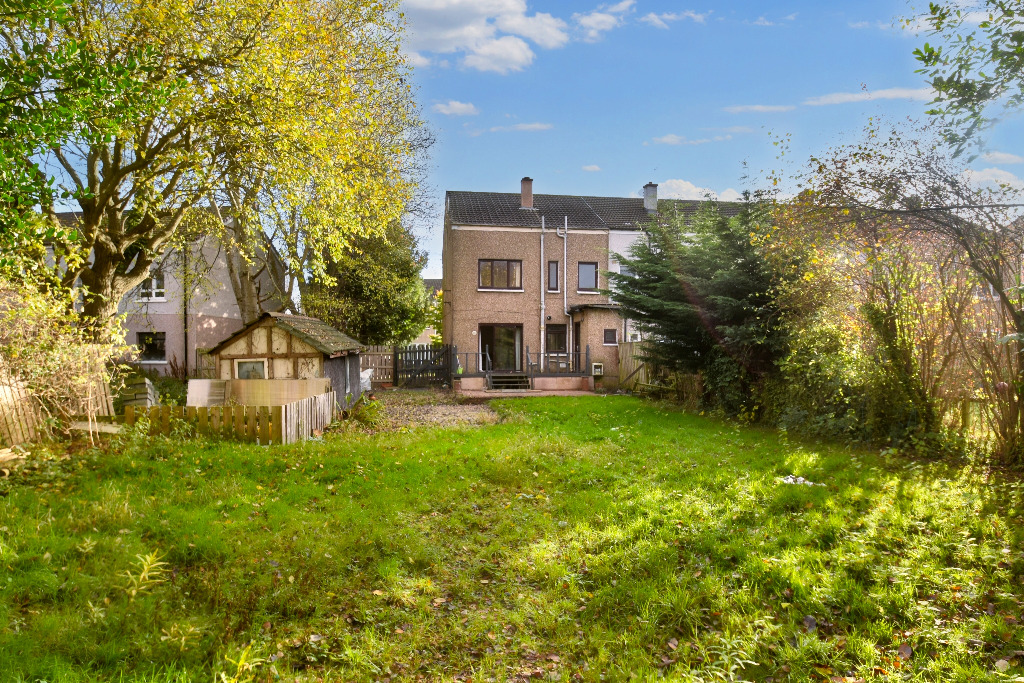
433,100 -> 480,116
403,0 -> 571,74
982,151 -> 1024,164
463,35 -> 534,73
848,20 -> 890,29
964,167 -> 1024,188
489,122 -> 553,132
803,87 -> 933,106
661,179 -> 742,201
582,164 -> 601,172
723,104 -> 795,113
496,12 -> 569,48
653,133 -> 732,145
640,10 -> 710,29
406,51 -> 432,68
750,12 -> 797,27
606,0 -> 635,12
573,1 -> 635,42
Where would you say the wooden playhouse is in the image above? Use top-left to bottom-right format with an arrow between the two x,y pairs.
197,312 -> 364,409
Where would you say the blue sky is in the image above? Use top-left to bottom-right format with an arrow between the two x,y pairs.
404,0 -> 1024,278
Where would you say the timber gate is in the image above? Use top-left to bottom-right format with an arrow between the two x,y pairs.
394,345 -> 454,388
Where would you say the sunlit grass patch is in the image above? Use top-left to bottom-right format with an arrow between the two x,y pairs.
0,395 -> 1022,681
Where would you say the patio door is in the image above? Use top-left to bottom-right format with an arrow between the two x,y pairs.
479,324 -> 522,372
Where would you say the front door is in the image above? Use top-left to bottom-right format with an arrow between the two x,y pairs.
479,324 -> 522,372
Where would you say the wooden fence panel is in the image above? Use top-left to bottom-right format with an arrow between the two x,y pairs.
0,366 -> 41,446
361,346 -> 394,386
123,391 -> 338,445
617,342 -> 651,392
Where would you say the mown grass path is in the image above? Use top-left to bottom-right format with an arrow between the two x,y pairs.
1,395 -> 1022,681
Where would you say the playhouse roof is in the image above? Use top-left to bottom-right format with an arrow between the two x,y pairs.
209,312 -> 363,357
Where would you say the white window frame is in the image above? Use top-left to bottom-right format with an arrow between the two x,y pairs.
138,271 -> 166,301
234,358 -> 268,379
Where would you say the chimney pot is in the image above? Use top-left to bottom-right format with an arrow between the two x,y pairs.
643,182 -> 658,213
521,176 -> 534,209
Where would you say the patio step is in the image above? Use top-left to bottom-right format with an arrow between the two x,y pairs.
489,373 -> 531,390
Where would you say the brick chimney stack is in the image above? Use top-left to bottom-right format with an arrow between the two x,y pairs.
521,177 -> 534,209
643,182 -> 658,213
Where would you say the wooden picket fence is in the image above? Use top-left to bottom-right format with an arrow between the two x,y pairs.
124,391 -> 337,445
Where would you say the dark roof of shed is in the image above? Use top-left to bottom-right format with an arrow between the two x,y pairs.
209,312 -> 363,357
446,191 -> 743,230
55,211 -> 82,227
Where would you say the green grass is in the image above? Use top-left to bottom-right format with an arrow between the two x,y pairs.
1,395 -> 1023,682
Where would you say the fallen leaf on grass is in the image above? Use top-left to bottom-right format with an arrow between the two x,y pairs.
994,659 -> 1009,672
803,615 -> 817,632
667,638 -> 678,651
372,589 -> 384,595
897,643 -> 913,660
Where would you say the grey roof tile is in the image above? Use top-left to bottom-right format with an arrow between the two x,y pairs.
446,191 -> 743,229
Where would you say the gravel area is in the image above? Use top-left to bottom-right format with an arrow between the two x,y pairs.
375,389 -> 498,430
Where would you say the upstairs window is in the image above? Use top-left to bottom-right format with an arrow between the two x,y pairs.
578,262 -> 598,291
479,259 -> 522,290
137,331 -> 166,361
548,261 -> 559,292
139,271 -> 165,300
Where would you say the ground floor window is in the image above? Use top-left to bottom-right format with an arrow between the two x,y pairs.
137,331 -> 166,361
546,324 -> 567,352
603,328 -> 618,345
479,324 -> 522,372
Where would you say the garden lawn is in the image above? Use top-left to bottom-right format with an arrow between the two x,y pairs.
1,395 -> 1023,682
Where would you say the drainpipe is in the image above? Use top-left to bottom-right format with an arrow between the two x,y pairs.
556,216 -> 570,356
182,245 -> 189,376
540,216 -> 545,357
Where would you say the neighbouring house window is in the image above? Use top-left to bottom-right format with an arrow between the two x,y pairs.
603,328 -> 617,345
548,261 -> 559,291
137,331 -> 166,361
578,262 -> 598,291
139,271 -> 165,300
619,264 -> 634,279
546,324 -> 567,352
479,259 -> 522,289
236,360 -> 267,379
